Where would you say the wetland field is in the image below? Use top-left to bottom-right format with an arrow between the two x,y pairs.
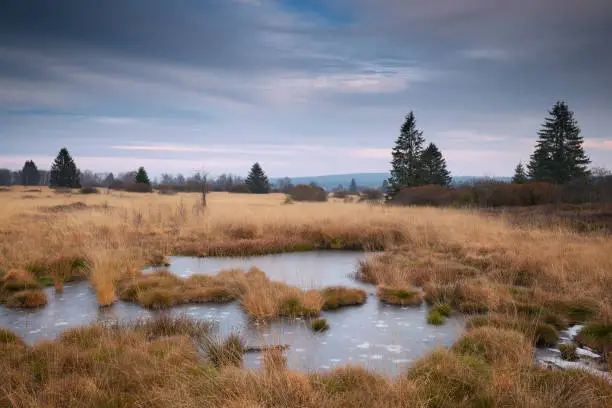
1,187 -> 611,407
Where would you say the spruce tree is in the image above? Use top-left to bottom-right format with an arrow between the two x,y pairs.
50,148 -> 81,188
103,173 -> 115,187
245,162 -> 269,194
21,160 -> 41,186
527,101 -> 590,184
135,167 -> 151,185
421,143 -> 452,186
387,111 -> 426,193
349,178 -> 358,193
512,162 -> 528,184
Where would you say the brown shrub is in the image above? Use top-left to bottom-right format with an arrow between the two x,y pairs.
287,184 -> 328,202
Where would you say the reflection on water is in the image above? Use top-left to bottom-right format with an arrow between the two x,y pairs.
0,251 -> 464,375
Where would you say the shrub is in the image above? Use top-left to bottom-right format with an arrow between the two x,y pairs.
80,186 -> 99,194
5,289 -> 48,308
311,318 -> 329,332
377,285 -> 423,306
321,287 -> 367,310
559,342 -> 578,361
427,310 -> 445,325
287,184 -> 328,202
333,190 -> 350,199
228,184 -> 251,194
120,182 -> 153,193
359,188 -> 383,203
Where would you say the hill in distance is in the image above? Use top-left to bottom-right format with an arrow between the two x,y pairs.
272,173 -> 511,190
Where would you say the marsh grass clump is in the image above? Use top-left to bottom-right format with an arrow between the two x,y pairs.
433,303 -> 452,317
1,269 -> 38,292
559,342 -> 579,361
0,328 -> 24,346
452,327 -> 533,366
406,350 -> 493,408
576,324 -> 612,356
5,289 -> 47,308
321,286 -> 367,310
377,285 -> 423,306
427,310 -> 445,325
311,318 -> 329,332
205,333 -> 245,368
466,314 -> 559,347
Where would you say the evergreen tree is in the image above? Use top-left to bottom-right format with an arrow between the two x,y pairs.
512,162 -> 528,184
387,111 -> 426,193
135,167 -> 151,185
21,160 -> 41,186
50,148 -> 81,188
349,178 -> 358,193
421,143 -> 452,186
0,169 -> 11,186
103,173 -> 115,187
527,101 -> 590,184
245,162 -> 269,194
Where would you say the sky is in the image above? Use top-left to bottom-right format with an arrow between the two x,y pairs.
1,0 -> 611,178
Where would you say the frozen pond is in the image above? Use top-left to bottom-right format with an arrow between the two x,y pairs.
0,251 -> 464,375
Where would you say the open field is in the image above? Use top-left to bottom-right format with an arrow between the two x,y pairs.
1,186 -> 612,407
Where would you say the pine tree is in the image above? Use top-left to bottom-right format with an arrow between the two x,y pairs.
349,178 -> 358,193
245,162 -> 269,194
103,173 -> 115,187
21,160 -> 40,186
135,167 -> 151,185
512,162 -> 528,184
50,148 -> 81,188
421,143 -> 452,186
527,101 -> 590,184
387,111 -> 426,193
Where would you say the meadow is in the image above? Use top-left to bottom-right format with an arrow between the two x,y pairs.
1,186 -> 611,407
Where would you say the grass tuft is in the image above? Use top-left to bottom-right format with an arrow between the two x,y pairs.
321,286 -> 367,310
427,310 -> 445,325
559,342 -> 579,361
311,318 -> 330,332
377,285 -> 423,306
5,289 -> 47,308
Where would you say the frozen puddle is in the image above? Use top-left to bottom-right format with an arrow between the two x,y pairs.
536,324 -> 611,383
0,251 -> 463,375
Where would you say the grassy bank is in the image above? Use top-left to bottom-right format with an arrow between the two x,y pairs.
1,316 -> 610,408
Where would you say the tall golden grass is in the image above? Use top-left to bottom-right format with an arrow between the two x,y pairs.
1,316 -> 610,408
1,186 -> 612,406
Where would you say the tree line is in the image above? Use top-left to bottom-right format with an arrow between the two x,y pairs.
1,100 -> 604,198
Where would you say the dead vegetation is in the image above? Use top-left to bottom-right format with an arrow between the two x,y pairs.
0,316 -> 610,408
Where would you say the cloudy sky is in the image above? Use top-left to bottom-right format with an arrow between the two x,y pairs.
1,0 -> 611,177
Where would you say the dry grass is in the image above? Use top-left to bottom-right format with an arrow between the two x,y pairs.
118,267 -> 324,318
321,286 -> 367,310
3,317 -> 609,408
1,187 -> 612,405
376,285 -> 423,306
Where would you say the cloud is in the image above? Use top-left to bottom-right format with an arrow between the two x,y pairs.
583,139 -> 612,150
0,0 -> 611,176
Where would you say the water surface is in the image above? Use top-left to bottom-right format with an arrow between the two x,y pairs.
0,251 -> 463,375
